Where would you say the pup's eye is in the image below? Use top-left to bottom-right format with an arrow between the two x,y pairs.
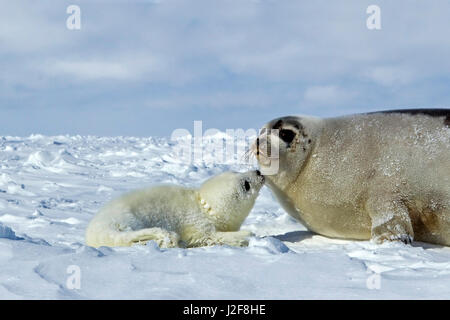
244,180 -> 251,192
279,129 -> 296,143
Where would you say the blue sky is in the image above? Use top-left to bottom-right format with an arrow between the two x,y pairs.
1,0 -> 450,136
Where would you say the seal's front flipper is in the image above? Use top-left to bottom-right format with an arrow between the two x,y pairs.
209,230 -> 254,247
180,224 -> 253,248
367,196 -> 414,244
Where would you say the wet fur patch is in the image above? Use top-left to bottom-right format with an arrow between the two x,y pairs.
270,117 -> 302,131
369,108 -> 450,127
406,196 -> 446,243
272,120 -> 283,130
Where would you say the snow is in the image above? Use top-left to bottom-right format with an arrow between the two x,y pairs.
1,134 -> 450,299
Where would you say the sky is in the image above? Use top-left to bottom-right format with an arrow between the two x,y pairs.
1,0 -> 450,137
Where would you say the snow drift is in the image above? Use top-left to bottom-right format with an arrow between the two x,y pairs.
0,134 -> 450,299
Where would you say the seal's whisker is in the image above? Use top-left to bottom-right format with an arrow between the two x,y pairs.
239,147 -> 255,166
244,148 -> 253,161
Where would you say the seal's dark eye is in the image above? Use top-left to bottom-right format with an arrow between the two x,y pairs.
244,180 -> 251,192
279,129 -> 296,143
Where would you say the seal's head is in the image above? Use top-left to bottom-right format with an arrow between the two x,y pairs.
198,170 -> 264,231
254,116 -> 321,190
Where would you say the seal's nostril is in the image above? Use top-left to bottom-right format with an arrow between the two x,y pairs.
255,138 -> 260,156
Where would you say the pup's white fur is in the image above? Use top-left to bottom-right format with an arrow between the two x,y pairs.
85,171 -> 264,248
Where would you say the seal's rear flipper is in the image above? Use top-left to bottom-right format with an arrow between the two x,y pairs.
119,228 -> 180,248
86,227 -> 180,248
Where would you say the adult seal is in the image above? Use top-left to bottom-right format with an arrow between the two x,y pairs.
254,109 -> 450,245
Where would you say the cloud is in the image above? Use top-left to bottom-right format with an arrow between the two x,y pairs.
143,90 -> 278,109
44,55 -> 164,81
1,0 -> 450,136
303,85 -> 356,106
48,60 -> 133,80
364,66 -> 416,87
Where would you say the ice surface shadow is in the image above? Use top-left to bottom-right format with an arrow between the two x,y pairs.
412,241 -> 447,250
272,230 -> 315,243
272,231 -> 449,249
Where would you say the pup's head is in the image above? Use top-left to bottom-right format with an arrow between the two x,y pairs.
253,116 -> 320,190
198,170 -> 264,231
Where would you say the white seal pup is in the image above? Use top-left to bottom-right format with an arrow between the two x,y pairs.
85,170 -> 264,248
254,109 -> 450,245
